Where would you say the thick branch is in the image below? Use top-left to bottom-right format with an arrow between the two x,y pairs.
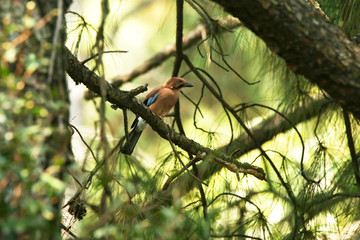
66,44 -> 330,200
210,0 -> 360,119
65,47 -> 264,179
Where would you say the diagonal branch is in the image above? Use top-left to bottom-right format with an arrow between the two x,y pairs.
110,16 -> 242,87
66,44 -> 336,223
65,45 -> 332,213
65,46 -> 264,180
209,0 -> 360,119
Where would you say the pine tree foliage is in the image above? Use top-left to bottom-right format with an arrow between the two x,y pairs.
1,0 -> 360,239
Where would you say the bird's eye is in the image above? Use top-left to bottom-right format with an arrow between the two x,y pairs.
178,80 -> 182,83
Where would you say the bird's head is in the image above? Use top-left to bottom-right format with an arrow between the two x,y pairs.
165,77 -> 193,90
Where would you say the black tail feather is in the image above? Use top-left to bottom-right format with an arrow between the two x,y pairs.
120,129 -> 143,155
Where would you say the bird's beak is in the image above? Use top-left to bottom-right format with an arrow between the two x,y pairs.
183,82 -> 193,87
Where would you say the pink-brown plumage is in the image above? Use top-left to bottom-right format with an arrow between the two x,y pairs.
120,77 -> 193,155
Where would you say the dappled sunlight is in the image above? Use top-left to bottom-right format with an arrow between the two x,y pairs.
2,0 -> 360,239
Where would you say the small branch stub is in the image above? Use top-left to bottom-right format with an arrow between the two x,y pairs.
213,157 -> 266,181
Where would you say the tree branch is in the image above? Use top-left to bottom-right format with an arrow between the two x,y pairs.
65,46 -> 264,180
164,97 -> 331,197
109,16 -> 241,87
209,0 -> 360,119
172,0 -> 187,140
172,0 -> 184,77
342,109 -> 360,185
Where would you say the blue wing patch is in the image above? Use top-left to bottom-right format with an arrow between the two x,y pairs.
131,92 -> 159,129
144,92 -> 159,107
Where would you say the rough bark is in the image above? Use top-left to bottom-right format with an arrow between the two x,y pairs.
65,46 -> 331,199
210,0 -> 360,119
65,47 -> 265,179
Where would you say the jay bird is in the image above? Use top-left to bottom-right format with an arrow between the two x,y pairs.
120,77 -> 193,155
